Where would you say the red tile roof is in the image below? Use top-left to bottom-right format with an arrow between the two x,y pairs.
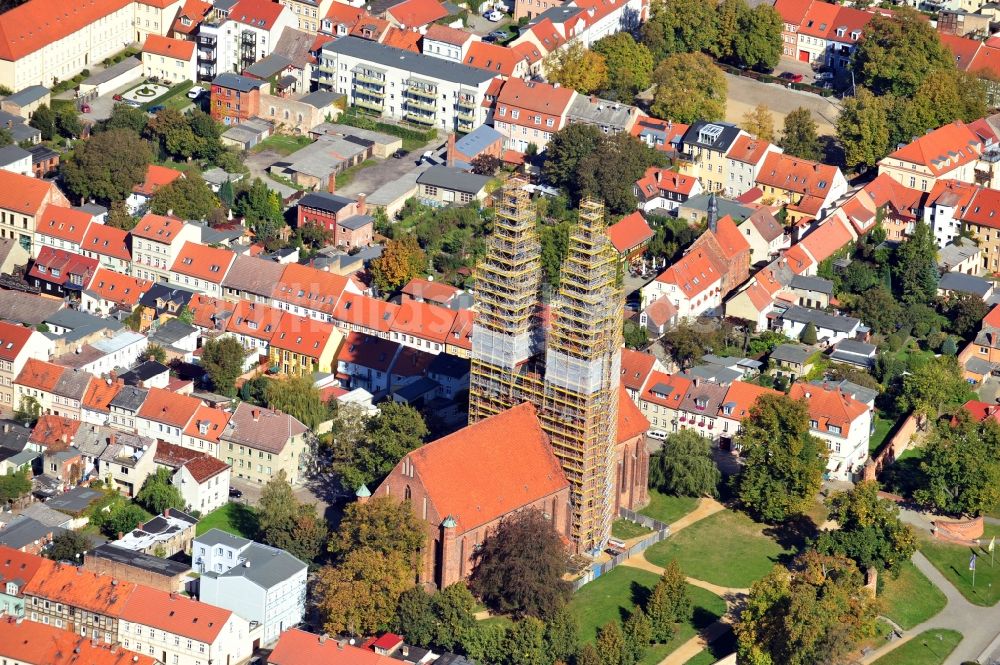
182,454 -> 230,483
338,331 -> 399,372
15,358 -> 64,393
402,277 -> 459,305
641,371 -> 691,409
121,585 -> 232,643
713,215 -> 752,261
82,377 -> 123,413
941,32 -> 982,70
0,617 -> 158,665
270,628 -> 399,665
798,217 -> 854,264
0,0 -> 132,61
629,115 -> 689,153
29,415 -> 81,451
230,0 -> 287,30
350,16 -> 391,40
82,223 -> 131,261
386,0 -> 448,27
389,345 -> 435,377
962,399 -> 1000,423
522,18 -> 566,54
617,384 -> 649,442
0,546 -> 45,589
393,402 -> 568,531
142,34 -> 195,61
132,165 -> 184,198
782,243 -> 815,274
326,1 -> 365,25
720,381 -> 780,420
862,173 -> 923,218
226,300 -> 285,341
496,78 -> 574,125
390,300 -> 458,344
270,313 -> 338,359
789,382 -> 868,434
620,348 -> 657,393
959,186 -> 1000,229
28,247 -> 98,288
654,246 -> 725,299
172,0 -> 213,35
171,241 -> 236,283
23,558 -> 136,616
85,268 -> 153,308
36,206 -> 93,244
0,320 -> 34,363
182,405 -> 232,444
132,213 -> 186,242
331,293 -> 399,334
447,309 -> 474,350
726,136 -> 774,165
757,153 -> 841,199
424,23 -> 474,45
886,121 -> 982,176
634,167 -> 699,203
272,263 -> 350,315
136,386 -> 202,428
465,42 -> 526,76
644,295 -> 678,328
774,0 -> 812,25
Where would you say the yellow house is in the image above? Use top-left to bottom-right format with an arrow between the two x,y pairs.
141,34 -> 197,83
220,402 -> 312,485
268,312 -> 342,377
279,0 -> 334,33
678,121 -> 747,193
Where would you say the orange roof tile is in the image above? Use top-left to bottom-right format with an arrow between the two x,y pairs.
720,381 -> 779,420
402,277 -> 459,305
390,402 -> 567,531
0,320 -> 34,363
743,281 -> 774,312
959,186 -> 1000,229
782,243 -> 814,274
272,263 -> 350,315
171,241 -> 236,283
132,165 -> 184,198
381,26 -> 422,51
29,415 -> 81,451
390,300 -> 458,344
634,167 -> 699,203
789,382 -> 867,433
0,546 -> 45,589
271,628 -> 399,665
15,358 -> 64,392
350,16 -> 391,40
23,558 -> 136,616
641,371 -> 691,409
886,121 -> 982,176
983,303 -> 1000,330
523,18 -> 566,54
620,348 -> 657,393
226,300 -> 285,341
712,215 -> 752,261
338,331 -> 399,372
799,217 -> 854,264
142,34 -> 195,61
773,0 -> 812,25
186,294 -> 233,330
230,0 -> 287,30
36,206 -> 93,244
82,223 -> 131,261
85,268 -> 153,308
0,0 -> 132,61
82,377 -> 123,413
424,23 -> 474,45
182,454 -> 231,483
331,293 -> 399,334
172,0 -> 213,35
630,115 -> 689,153
645,295 -> 678,327
447,309 -> 474,350
941,32 -> 983,70
181,406 -> 232,444
136,386 -> 202,428
386,0 -> 448,28
757,153 -> 841,199
132,213 -> 186,242
862,172 -> 923,218
389,345 -> 435,377
726,136 -> 775,165
496,78 -> 574,122
465,42 -> 526,76
0,170 -> 56,215
0,617 -> 158,665
655,247 -> 726,299
617,384 -> 649,442
326,1 -> 365,24
270,313 -> 338,359
121,585 -> 232,643
28,247 -> 98,287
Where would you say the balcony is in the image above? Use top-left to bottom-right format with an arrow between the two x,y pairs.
354,97 -> 384,113
406,82 -> 437,102
457,118 -> 475,133
198,49 -> 216,62
354,72 -> 385,87
405,111 -> 435,127
354,80 -> 384,96
404,96 -> 435,112
456,108 -> 475,122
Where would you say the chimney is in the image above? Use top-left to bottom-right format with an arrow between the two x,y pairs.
446,133 -> 456,167
327,173 -> 336,194
319,634 -> 328,644
356,193 -> 367,216
167,209 -> 173,217
252,408 -> 260,422
590,94 -> 597,103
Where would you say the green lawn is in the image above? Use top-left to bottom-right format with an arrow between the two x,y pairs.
879,560 -> 947,629
681,629 -> 736,665
252,133 -> 314,156
141,80 -> 194,111
196,502 -> 259,538
870,415 -> 896,455
644,510 -> 791,589
612,519 -> 653,541
336,158 -> 376,188
871,629 -> 962,665
568,566 -> 727,662
920,524 -> 1000,606
639,490 -> 699,526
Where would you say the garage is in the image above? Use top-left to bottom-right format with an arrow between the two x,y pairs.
798,50 -> 810,62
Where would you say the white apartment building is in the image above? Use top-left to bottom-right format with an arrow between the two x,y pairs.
131,214 -> 200,283
790,382 -> 871,482
207,0 -> 294,77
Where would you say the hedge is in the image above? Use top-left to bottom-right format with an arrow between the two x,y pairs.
339,106 -> 438,142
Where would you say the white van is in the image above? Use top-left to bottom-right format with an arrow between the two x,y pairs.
647,429 -> 668,441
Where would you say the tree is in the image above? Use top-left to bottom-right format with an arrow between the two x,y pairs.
576,133 -> 660,213
837,88 -> 891,170
892,221 -> 938,305
136,467 -> 185,514
641,0 -> 717,60
543,123 -> 604,192
463,621 -> 511,665
817,480 -> 916,581
29,103 -> 56,140
896,355 -> 974,419
779,108 -> 821,161
914,413 -> 1000,516
662,321 -> 708,368
107,200 -> 137,231
543,40 -> 608,94
103,103 -> 150,134
942,336 -> 959,356
148,108 -> 202,160
651,53 -> 726,124
61,128 -> 152,204
506,617 -> 549,665
264,375 -> 326,428
150,177 -> 219,221
740,104 -> 775,142
329,495 -> 426,567
101,503 -> 150,537
596,620 -> 625,665
896,69 -> 987,145
56,107 -> 83,139
732,394 -> 828,522
623,320 -> 648,350
646,560 -> 690,642
592,33 -> 654,101
432,583 -> 478,652
735,551 -> 879,665
470,508 -> 572,619
0,469 -> 31,504
852,7 -> 956,98
942,293 -> 989,339
732,4 -> 782,71
711,0 -> 746,61
316,548 -> 413,636
258,470 -> 328,562
394,587 -> 436,647
576,643 -> 602,665
47,530 -> 91,562
849,286 -> 901,336
234,178 -> 285,247
623,608 -> 652,665
370,235 -> 426,293
145,344 -> 167,364
470,153 -> 501,176
335,402 -> 428,491
648,430 -> 721,497
13,396 -> 40,425
799,322 -> 818,345
218,179 -> 236,209
545,606 -> 579,664
200,336 -> 246,396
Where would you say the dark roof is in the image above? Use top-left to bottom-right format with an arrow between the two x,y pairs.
323,36 -> 495,86
0,290 -> 63,325
119,361 -> 170,386
0,144 -> 31,166
427,352 -> 470,379
770,343 -> 813,365
298,191 -> 354,214
82,57 -> 141,85
108,385 -> 149,412
4,85 -> 48,106
938,271 -> 992,298
139,283 -> 197,312
202,540 -> 306,589
87,543 -> 191,577
681,121 -> 743,152
212,72 -> 267,93
0,516 -> 63,550
680,194 -> 754,222
781,306 -> 860,333
298,90 -> 340,108
338,214 -> 373,231
244,53 -> 293,79
27,144 -> 59,164
148,318 -> 197,347
45,486 -> 105,515
417,166 -> 491,194
790,274 -> 834,295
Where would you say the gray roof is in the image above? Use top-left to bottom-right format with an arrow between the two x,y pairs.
567,95 -> 637,131
833,339 -> 876,356
201,167 -> 242,187
74,203 -> 108,218
680,194 -> 754,222
223,541 -> 306,588
0,420 -> 32,451
298,191 -> 354,214
44,309 -> 122,342
531,4 -> 583,24
428,353 -> 470,379
298,90 -> 341,108
220,402 -> 307,454
244,54 -> 294,79
284,136 -> 369,178
148,318 -> 196,346
197,221 -> 244,246
323,36 -> 495,86
809,378 -> 878,406
393,376 -> 439,402
938,238 -> 980,270
119,360 -> 169,385
339,214 -> 373,231
4,85 -> 48,106
0,290 -> 63,325
686,364 -> 741,384
108,385 -> 149,412
82,57 -> 141,85
46,485 -> 105,515
452,125 -> 503,166
417,166 -> 491,194
770,343 -> 813,365
309,123 -> 399,146
222,254 -> 286,296
88,543 -> 190,577
966,356 -> 997,375
790,275 -> 834,295
781,306 -> 860,333
273,27 -> 316,63
52,368 -> 92,400
212,72 -> 267,93
681,120 -> 743,152
18,501 -> 71,529
140,284 -> 197,312
0,516 -> 63,550
0,144 -> 31,166
195,528 -> 251,550
6,121 -> 39,144
938,271 -> 992,298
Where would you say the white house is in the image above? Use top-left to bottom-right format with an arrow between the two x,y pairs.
640,246 -> 725,318
778,305 -> 862,346
210,0 -> 295,76
789,382 -> 871,481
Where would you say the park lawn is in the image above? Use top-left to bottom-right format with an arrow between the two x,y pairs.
919,523 -> 1000,606
681,628 -> 736,665
870,629 -> 962,665
196,502 -> 258,539
644,509 -> 791,589
252,133 -> 313,155
879,560 -> 947,629
639,490 -> 698,526
611,519 -> 653,541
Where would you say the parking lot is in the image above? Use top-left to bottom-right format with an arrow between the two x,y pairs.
724,71 -> 841,136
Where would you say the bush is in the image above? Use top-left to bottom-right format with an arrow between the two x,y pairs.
339,107 -> 437,143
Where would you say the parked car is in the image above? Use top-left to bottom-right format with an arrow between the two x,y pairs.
148,104 -> 165,114
489,30 -> 507,39
229,487 -> 243,498
779,72 -> 804,83
484,9 -> 503,21
814,71 -> 833,81
392,148 -> 409,159
187,85 -> 206,99
112,93 -> 123,101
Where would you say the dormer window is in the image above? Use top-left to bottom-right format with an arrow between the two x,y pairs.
199,421 -> 209,435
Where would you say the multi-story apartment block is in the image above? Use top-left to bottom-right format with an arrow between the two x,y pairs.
0,321 -> 52,410
789,382 -> 871,481
219,402 -> 311,485
131,214 -> 200,283
209,72 -> 267,125
678,121 -> 748,193
493,78 -> 575,154
207,0 -> 294,76
878,120 -> 982,193
32,206 -> 96,258
108,385 -> 149,431
317,36 -> 495,133
0,171 -> 70,253
81,222 -> 132,274
169,241 -> 236,297
224,300 -> 284,358
268,312 -> 342,376
135,0 -> 185,44
279,0 -> 333,33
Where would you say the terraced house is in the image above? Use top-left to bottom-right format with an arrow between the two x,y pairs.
0,171 -> 70,253
219,402 -> 310,485
267,312 -> 342,376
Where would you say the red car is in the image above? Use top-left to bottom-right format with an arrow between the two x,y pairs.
113,94 -> 123,101
779,72 -> 804,83
80,104 -> 91,113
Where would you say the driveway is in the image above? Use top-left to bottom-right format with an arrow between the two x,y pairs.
243,149 -> 298,199
337,153 -> 432,198
724,72 -> 841,137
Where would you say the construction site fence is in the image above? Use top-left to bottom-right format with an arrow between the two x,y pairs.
570,509 -> 671,591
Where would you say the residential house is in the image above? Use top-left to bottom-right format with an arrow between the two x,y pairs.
32,206 -> 95,258
446,125 -> 504,168
878,120 -> 983,192
860,172 -> 923,242
81,223 -> 132,274
0,320 -> 51,410
416,167 -> 492,206
385,0 -> 449,31
219,402 -> 311,485
0,546 -> 44,617
181,404 -> 232,459
205,0 -> 294,76
169,241 -> 237,298
770,343 -> 816,382
389,299 -> 458,353
270,262 -> 359,322
788,274 -> 834,308
638,371 -> 690,437
210,72 -> 268,125
135,387 -> 202,446
0,171 -> 70,253
141,34 -> 197,83
740,208 -> 786,265
131,214 -> 200,283
716,381 -> 780,447
0,144 -> 33,176
633,167 -> 702,214
99,434 -> 158,497
0,617 -> 161,665
107,386 -> 149,431
27,247 -> 98,300
194,529 -> 308,645
337,331 -> 401,393
0,516 -> 64,554
949,185 -> 1000,272
268,312 -> 342,376
280,0 -> 335,33
829,338 -> 877,369
221,254 -> 286,303
126,164 -> 184,215
938,270 -> 994,300
296,191 -> 374,248
675,376 -> 730,440
724,135 -> 782,199
565,93 -> 640,136
224,299 -> 284,359
155,440 -> 231,513
13,359 -> 64,417
493,78 -> 575,154
778,305 -> 862,345
938,237 -> 982,275
607,211 -> 654,261
82,268 -> 154,316
789,382 -> 870,481
755,153 -> 848,225
630,115 -> 688,158
423,24 -> 480,62
678,121 -> 747,194
110,507 -> 197,556
80,376 -> 123,426
330,292 -> 400,339
402,278 -> 462,307
84,543 -> 191,594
